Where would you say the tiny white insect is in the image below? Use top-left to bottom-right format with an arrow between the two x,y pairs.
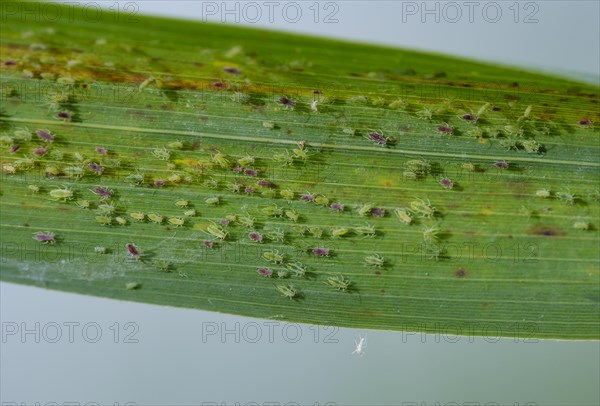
352,334 -> 367,357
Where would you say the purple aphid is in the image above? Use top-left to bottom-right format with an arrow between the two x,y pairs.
203,240 -> 215,249
300,193 -> 315,202
371,208 -> 386,217
244,187 -> 255,194
57,111 -> 72,120
88,162 -> 104,175
437,125 -> 453,134
278,97 -> 295,108
33,231 -> 55,244
312,89 -> 322,95
154,179 -> 165,186
312,248 -> 330,257
33,147 -> 48,156
92,186 -> 113,198
440,178 -> 454,189
244,168 -> 258,177
232,165 -> 242,173
125,243 -> 140,259
248,232 -> 263,243
368,131 -> 387,145
256,179 -> 275,188
5,60 -> 17,66
35,129 -> 54,142
223,66 -> 240,75
257,267 -> 273,277
212,81 -> 226,89
330,203 -> 345,212
220,219 -> 230,226
579,119 -> 593,127
494,161 -> 509,169
95,147 -> 108,155
461,114 -> 477,122
9,145 -> 20,154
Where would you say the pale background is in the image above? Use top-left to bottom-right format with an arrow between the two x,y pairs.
1,1 -> 599,405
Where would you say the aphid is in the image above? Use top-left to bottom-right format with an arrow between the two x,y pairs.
573,220 -> 589,231
212,152 -> 230,168
308,227 -> 323,239
13,128 -> 32,141
95,215 -> 112,226
225,214 -> 238,222
342,127 -> 356,136
556,190 -> 576,205
175,199 -> 189,208
286,262 -> 308,278
57,111 -> 73,121
87,162 -> 104,175
73,199 -> 90,210
95,147 -> 108,155
422,225 -> 440,243
518,105 -> 533,122
166,140 -> 184,150
168,174 -> 183,184
388,99 -> 407,110
280,189 -> 295,201
352,335 -> 367,357
263,121 -> 276,129
125,282 -> 140,290
535,189 -> 551,198
366,131 -> 388,146
243,168 -> 258,177
184,209 -> 196,217
410,198 -> 436,218
278,96 -> 295,108
277,269 -> 290,279
466,128 -> 484,138
275,285 -> 297,299
500,138 -> 520,150
300,192 -> 315,202
96,203 -> 116,215
205,196 -> 220,206
439,178 -> 454,189
138,76 -> 155,91
261,204 -> 283,217
63,166 -> 84,179
129,212 -> 145,222
357,203 -> 374,217
115,216 -> 128,225
237,155 -> 255,167
578,119 -> 593,128
325,275 -> 351,291
125,243 -> 141,259
284,210 -> 299,222
147,213 -> 164,224
494,160 -> 509,169
219,218 -> 230,227
206,223 -> 228,240
2,164 -> 16,174
203,240 -> 216,249
292,141 -> 309,161
10,145 -> 21,154
353,224 -> 376,238
371,208 -> 386,217
203,178 -> 219,189
263,249 -> 284,264
32,146 -> 47,156
154,259 -> 171,272
248,231 -> 263,243
0,135 -> 14,145
265,229 -> 285,242
460,113 -> 478,123
33,231 -> 55,244
257,267 -> 273,277
416,107 -> 433,120
330,203 -> 345,212
168,217 -> 185,227
461,162 -> 475,172
35,129 -> 55,142
154,179 -> 166,186
314,195 -> 330,206
291,225 -> 307,236
331,227 -> 350,238
28,185 -> 40,194
312,247 -> 330,257
394,208 -> 413,225
364,253 -> 385,268
436,124 -> 453,134
310,99 -> 319,112
522,139 -> 542,154
49,186 -> 74,202
272,151 -> 295,167
226,182 -> 243,193
152,147 -> 170,161
94,246 -> 106,254
257,179 -> 276,188
237,213 -> 255,228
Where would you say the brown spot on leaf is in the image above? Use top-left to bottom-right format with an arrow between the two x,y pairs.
454,268 -> 468,278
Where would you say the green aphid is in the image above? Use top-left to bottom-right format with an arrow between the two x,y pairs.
263,249 -> 284,264
63,166 -> 84,179
175,199 -> 189,208
14,157 -> 36,171
184,209 -> 197,217
129,212 -> 145,222
261,189 -> 276,198
272,151 -> 294,166
115,216 -> 127,225
205,196 -> 220,206
573,220 -> 589,231
357,203 -> 374,217
45,165 -> 61,177
203,178 -> 219,189
212,152 -> 230,168
125,173 -> 145,185
280,189 -> 295,201
126,282 -> 140,290
75,199 -> 91,209
152,147 -> 170,160
147,213 -> 164,224
226,182 -> 243,193
95,215 -> 112,226
166,140 -> 184,150
353,224 -> 376,238
265,229 -> 285,242
238,155 -> 255,166
96,203 -> 116,215
330,227 -> 350,238
364,253 -> 385,268
314,195 -> 330,206
286,262 -> 308,278
422,225 -> 440,243
535,189 -> 551,198
49,186 -> 74,202
261,204 -> 283,217
308,227 -> 323,239
325,275 -> 351,291
410,198 -> 436,218
277,269 -> 289,279
394,208 -> 413,225
284,210 -> 299,222
522,139 -> 542,154
168,217 -> 185,227
275,284 -> 297,299
154,259 -> 171,272
206,223 -> 228,240
94,246 -> 106,254
555,191 -> 576,205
